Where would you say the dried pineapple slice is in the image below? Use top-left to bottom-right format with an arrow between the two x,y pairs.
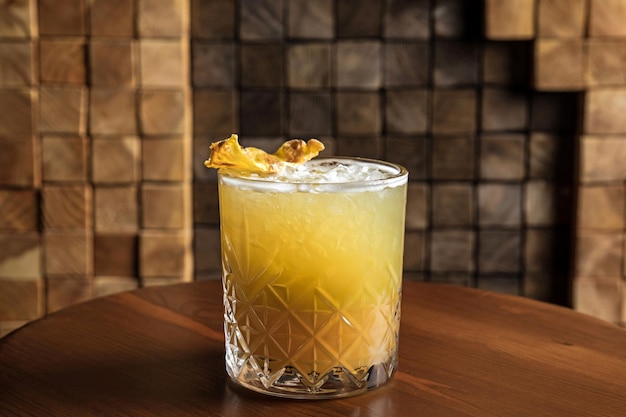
204,134 -> 325,174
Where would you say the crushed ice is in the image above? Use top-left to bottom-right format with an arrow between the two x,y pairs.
266,160 -> 391,183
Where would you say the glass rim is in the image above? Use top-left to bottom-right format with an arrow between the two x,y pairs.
218,157 -> 408,192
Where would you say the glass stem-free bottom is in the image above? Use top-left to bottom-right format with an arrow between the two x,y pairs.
226,349 -> 398,399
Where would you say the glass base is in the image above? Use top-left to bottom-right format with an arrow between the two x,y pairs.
226,357 -> 397,399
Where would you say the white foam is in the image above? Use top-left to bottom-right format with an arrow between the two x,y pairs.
219,158 -> 408,193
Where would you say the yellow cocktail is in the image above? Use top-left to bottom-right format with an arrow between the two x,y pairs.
218,157 -> 408,398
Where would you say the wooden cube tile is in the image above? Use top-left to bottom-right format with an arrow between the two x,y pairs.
193,181 -> 219,225
0,89 -> 34,135
524,229 -> 555,274
336,137 -> 383,159
194,271 -> 222,281
434,40 -> 479,87
573,275 -> 622,324
142,138 -> 185,182
575,232 -> 623,277
94,186 -> 137,233
384,42 -> 429,87
193,137 -> 218,181
193,90 -> 238,135
42,185 -> 91,229
191,0 -> 235,39
478,183 -> 522,227
39,86 -> 86,134
287,43 -> 330,89
432,136 -> 475,180
336,92 -> 381,135
240,91 -> 282,136
336,0 -> 381,38
0,137 -> 39,186
139,40 -> 184,87
94,234 -> 138,276
141,184 -> 186,229
479,133 -> 525,180
405,182 -> 428,230
534,39 -> 584,91
531,92 -> 580,133
432,183 -> 474,227
580,135 -> 626,182
432,89 -> 476,134
529,133 -> 558,179
386,89 -> 428,134
142,277 -> 186,286
139,90 -> 185,135
39,39 -> 85,84
0,41 -> 35,86
429,274 -> 470,287
525,181 -> 556,226
94,276 -> 138,298
239,0 -> 283,40
0,279 -> 43,320
288,92 -> 332,136
193,227 -> 222,273
41,136 -> 87,182
385,136 -> 429,180
241,43 -> 283,88
476,276 -> 520,296
137,0 -> 184,37
478,229 -> 521,273
0,0 -> 35,38
192,42 -> 236,88
140,230 -> 188,277
484,0 -> 534,40
431,229 -> 475,273
0,232 -> 40,279
589,0 -> 626,37
586,40 -> 626,87
38,0 -> 86,36
288,0 -> 333,39
383,0 -> 430,39
577,184 -> 625,230
335,41 -> 381,89
524,273 -> 558,302
529,139 -> 570,198
482,88 -> 528,131
483,41 -> 529,86
90,0 -> 134,37
403,230 -> 426,271
433,0 -> 481,38
46,276 -> 92,314
537,0 -> 586,38
44,230 -> 92,275
0,189 -> 38,231
92,136 -> 139,184
90,88 -> 137,135
90,40 -> 135,87
585,88 -> 626,134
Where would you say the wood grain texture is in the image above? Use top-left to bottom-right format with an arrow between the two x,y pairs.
484,0 -> 534,39
1,281 -> 625,416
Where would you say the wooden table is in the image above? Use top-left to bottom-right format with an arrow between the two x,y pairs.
1,281 -> 625,416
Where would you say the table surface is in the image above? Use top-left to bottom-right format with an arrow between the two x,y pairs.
1,281 -> 625,417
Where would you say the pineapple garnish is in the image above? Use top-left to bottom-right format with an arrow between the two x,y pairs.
204,134 -> 325,174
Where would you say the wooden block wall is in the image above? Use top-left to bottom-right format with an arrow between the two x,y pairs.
484,0 -> 626,325
191,0 -> 575,307
0,0 -> 192,336
3,0 -> 625,336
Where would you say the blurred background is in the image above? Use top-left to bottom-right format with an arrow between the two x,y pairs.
1,0 -> 624,336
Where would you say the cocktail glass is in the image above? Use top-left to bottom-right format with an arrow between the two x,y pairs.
218,157 -> 408,399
